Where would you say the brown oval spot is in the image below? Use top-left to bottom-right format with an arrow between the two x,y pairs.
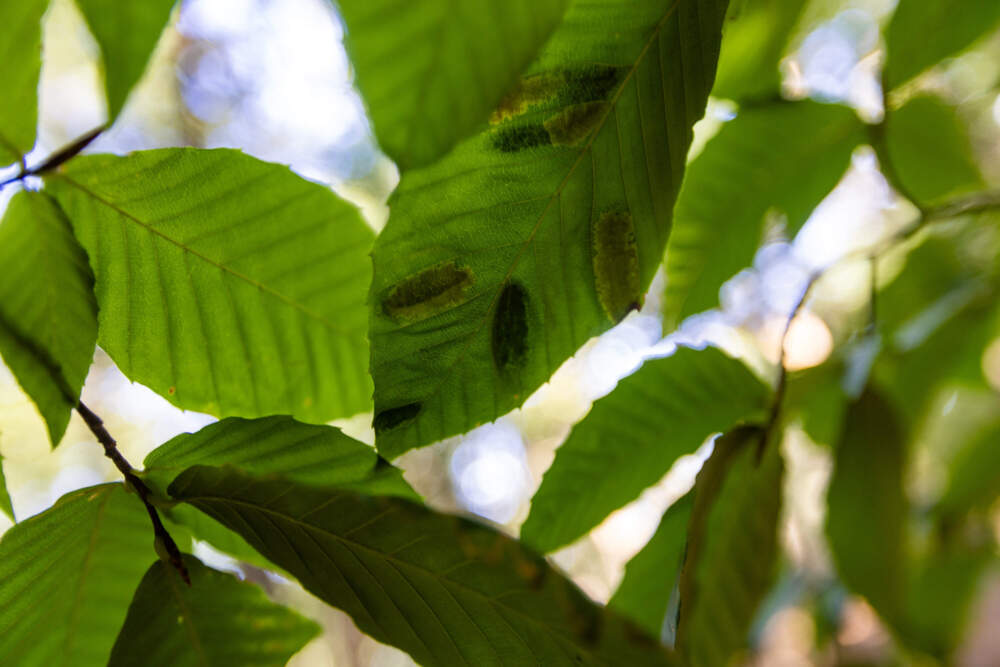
592,209 -> 641,323
544,101 -> 607,147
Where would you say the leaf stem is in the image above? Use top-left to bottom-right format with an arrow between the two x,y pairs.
0,126 -> 105,190
76,400 -> 190,585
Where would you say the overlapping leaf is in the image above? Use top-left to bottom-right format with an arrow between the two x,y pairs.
370,0 -> 730,457
662,101 -> 862,328
169,465 -> 674,667
0,456 -> 13,521
108,555 -> 319,667
336,0 -> 569,170
0,191 -> 97,446
0,0 -> 47,164
522,347 -> 770,554
0,484 -> 152,666
675,427 -> 782,667
46,148 -> 374,422
74,0 -> 176,119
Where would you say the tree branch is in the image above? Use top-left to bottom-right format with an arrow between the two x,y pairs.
0,126 -> 105,190
76,401 -> 190,585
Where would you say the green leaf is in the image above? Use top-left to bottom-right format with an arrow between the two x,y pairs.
336,0 -> 569,170
108,555 -> 319,667
0,483 -> 153,666
937,422 -> 1000,517
169,465 -> 675,667
826,388 -> 907,624
675,427 -> 783,667
46,148 -> 374,422
609,491 -> 694,640
370,0 -> 731,457
522,346 -> 770,554
884,0 -> 1000,89
0,456 -> 13,521
885,95 -> 984,205
0,191 -> 97,446
0,0 -> 47,163
712,0 -> 808,102
144,416 -> 417,501
74,0 -> 175,119
662,101 -> 862,328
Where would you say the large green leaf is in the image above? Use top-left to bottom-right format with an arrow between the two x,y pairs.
522,346 -> 770,554
0,0 -> 47,163
46,148 -> 374,422
108,555 -> 319,667
884,0 -> 1000,89
0,191 -> 97,446
675,427 -> 783,667
609,491 -> 694,640
74,0 -> 175,119
937,422 -> 1000,517
662,101 -> 862,328
370,0 -> 731,457
336,0 -> 569,170
885,95 -> 984,205
169,465 -> 675,667
826,388 -> 907,624
0,483 -> 153,666
711,0 -> 808,102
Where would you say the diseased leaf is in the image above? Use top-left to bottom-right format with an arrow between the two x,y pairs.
826,389 -> 907,624
0,191 -> 97,446
336,0 -> 569,170
74,0 -> 175,119
609,491 -> 694,640
884,0 -> 1000,89
675,427 -> 783,667
663,101 -> 862,328
371,0 -> 731,458
46,148 -> 374,423
169,465 -> 675,667
522,347 -> 770,554
108,555 -> 319,667
0,0 -> 47,163
0,484 -> 152,666
885,95 -> 984,205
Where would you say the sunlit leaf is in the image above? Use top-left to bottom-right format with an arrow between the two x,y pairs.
46,148 -> 374,422
937,422 -> 1000,517
336,0 -> 569,170
884,0 -> 1000,89
0,0 -> 47,164
169,465 -> 675,667
74,0 -> 175,119
108,555 -> 319,667
609,491 -> 694,640
0,456 -> 13,521
662,101 -> 862,328
0,484 -> 152,666
522,347 -> 770,554
370,0 -> 731,457
0,191 -> 97,446
675,427 -> 783,667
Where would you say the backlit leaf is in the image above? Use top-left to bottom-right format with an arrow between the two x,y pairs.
0,0 -> 47,163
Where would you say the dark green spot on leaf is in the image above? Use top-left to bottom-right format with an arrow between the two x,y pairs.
563,65 -> 624,104
381,262 -> 473,323
592,209 -> 641,322
544,102 -> 607,147
373,403 -> 422,434
492,282 -> 529,373
492,124 -> 551,153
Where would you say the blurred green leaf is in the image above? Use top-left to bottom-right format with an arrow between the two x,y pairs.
826,389 -> 907,623
336,0 -> 569,170
46,148 -> 374,423
0,456 -> 13,521
885,95 -> 984,205
885,0 -> 1000,89
169,465 -> 674,667
937,423 -> 1000,517
0,0 -> 47,164
0,484 -> 152,666
108,555 -> 319,667
609,491 -> 694,640
522,347 -> 770,554
784,360 -> 848,447
370,0 -> 730,458
662,101 -> 862,328
675,427 -> 783,667
74,0 -> 175,119
0,191 -> 97,446
712,0 -> 808,101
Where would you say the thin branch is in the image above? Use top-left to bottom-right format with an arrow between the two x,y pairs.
0,126 -> 105,191
76,401 -> 190,585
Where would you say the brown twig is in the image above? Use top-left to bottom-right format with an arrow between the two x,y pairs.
76,401 -> 190,585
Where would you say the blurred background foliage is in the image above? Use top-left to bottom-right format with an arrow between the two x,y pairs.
1,0 -> 999,664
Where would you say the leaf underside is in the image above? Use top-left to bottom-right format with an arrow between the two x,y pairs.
0,0 -> 47,163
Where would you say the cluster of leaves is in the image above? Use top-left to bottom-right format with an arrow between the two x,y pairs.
0,0 -> 998,665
